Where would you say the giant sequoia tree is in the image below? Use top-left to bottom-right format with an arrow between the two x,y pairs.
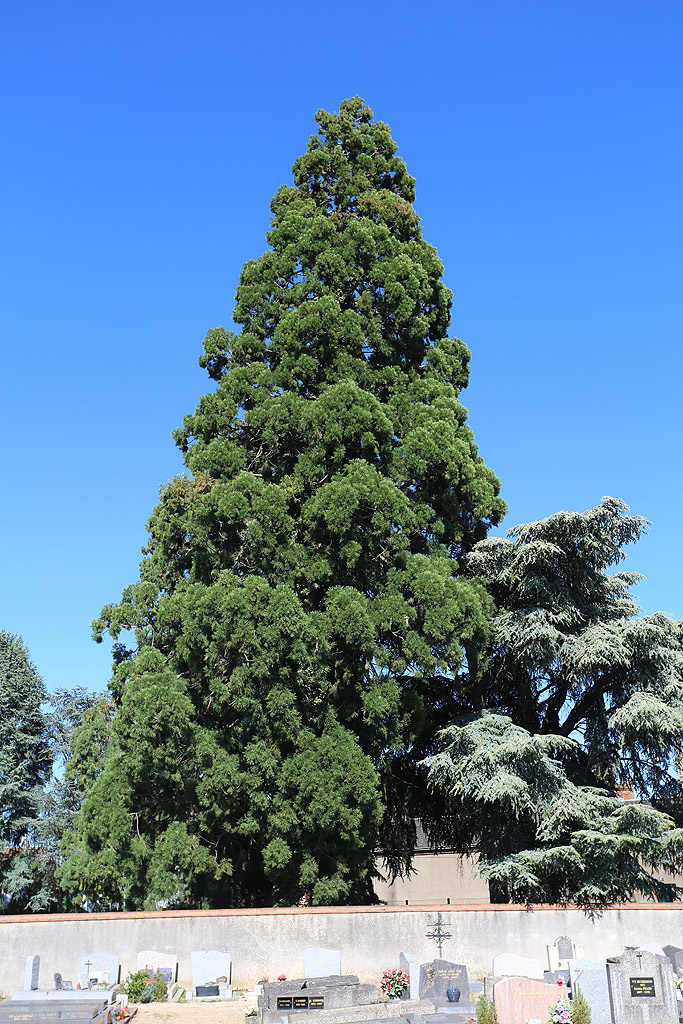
60,98 -> 504,909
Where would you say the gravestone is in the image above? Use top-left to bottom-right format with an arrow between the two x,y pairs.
418,959 -> 470,1003
24,958 -> 40,992
492,953 -> 544,980
569,958 -> 611,1024
546,936 -> 584,972
190,950 -> 232,998
77,954 -> 119,989
136,951 -> 178,984
304,950 -> 342,979
606,948 -> 677,1024
543,970 -> 570,991
637,943 -> 670,966
494,977 -> 568,1024
259,976 -> 377,1024
663,945 -> 683,976
399,954 -> 419,1001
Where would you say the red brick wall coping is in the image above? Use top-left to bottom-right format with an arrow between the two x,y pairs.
0,902 -> 679,924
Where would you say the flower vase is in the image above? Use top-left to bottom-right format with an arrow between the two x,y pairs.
446,988 -> 460,1003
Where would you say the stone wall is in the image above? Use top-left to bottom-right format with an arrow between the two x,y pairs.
1,903 -> 683,993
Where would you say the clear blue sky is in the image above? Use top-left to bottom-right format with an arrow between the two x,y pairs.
1,1 -> 681,695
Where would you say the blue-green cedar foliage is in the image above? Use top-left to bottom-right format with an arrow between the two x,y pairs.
425,498 -> 683,905
60,98 -> 504,909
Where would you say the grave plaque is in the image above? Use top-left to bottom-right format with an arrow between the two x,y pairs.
24,958 -> 40,992
418,959 -> 469,1002
569,958 -> 611,1024
293,998 -> 309,1009
303,949 -> 341,979
547,936 -> 584,973
309,997 -> 324,1009
277,998 -> 293,1010
630,977 -> 656,998
556,937 -> 573,961
607,949 -> 677,1024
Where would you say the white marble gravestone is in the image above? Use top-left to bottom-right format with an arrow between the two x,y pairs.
78,952 -> 120,988
137,951 -> 178,984
399,953 -> 419,1000
493,953 -> 544,980
190,951 -> 232,998
24,956 -> 40,991
547,936 -> 584,972
303,948 -> 342,978
569,957 -> 611,1024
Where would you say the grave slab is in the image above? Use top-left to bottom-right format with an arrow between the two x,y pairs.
259,977 -> 377,1024
606,948 -> 677,1024
569,958 -> 611,1024
494,976 -> 568,1024
284,999 -> 433,1024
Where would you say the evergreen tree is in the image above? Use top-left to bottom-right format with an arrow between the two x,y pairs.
424,498 -> 683,904
60,97 -> 504,909
31,688 -> 105,910
0,630 -> 51,912
570,988 -> 591,1024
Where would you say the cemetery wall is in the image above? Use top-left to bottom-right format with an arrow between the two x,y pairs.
1,903 -> 683,992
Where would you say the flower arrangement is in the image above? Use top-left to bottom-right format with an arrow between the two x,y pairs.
278,975 -> 287,982
675,976 -> 683,993
547,999 -> 571,1024
379,969 -> 409,999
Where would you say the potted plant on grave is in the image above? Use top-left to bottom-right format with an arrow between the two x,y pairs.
379,969 -> 409,1000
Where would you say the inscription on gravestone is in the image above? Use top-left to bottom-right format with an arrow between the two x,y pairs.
556,938 -> 573,961
630,978 -> 656,997
418,959 -> 469,1002
277,999 -> 293,1010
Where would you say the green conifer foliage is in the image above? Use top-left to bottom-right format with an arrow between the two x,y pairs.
61,98 -> 504,909
0,630 -> 51,911
425,498 -> 683,904
570,987 -> 591,1024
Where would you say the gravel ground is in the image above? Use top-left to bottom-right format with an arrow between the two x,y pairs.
136,998 -> 258,1024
